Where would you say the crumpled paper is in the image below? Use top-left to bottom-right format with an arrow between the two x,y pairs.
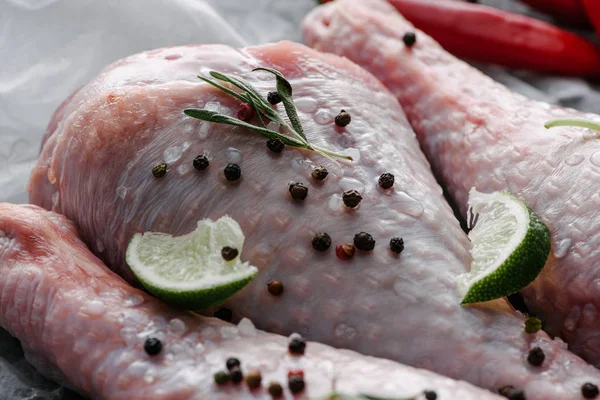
0,0 -> 598,398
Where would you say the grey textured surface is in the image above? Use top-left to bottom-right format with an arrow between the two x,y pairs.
0,0 -> 598,399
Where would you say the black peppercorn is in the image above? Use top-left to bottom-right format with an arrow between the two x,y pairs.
214,307 -> 232,322
224,163 -> 241,181
226,357 -> 241,371
390,237 -> 404,254
288,375 -> 305,394
214,370 -> 230,385
152,163 -> 167,178
403,32 -> 417,47
342,189 -> 362,208
245,370 -> 262,389
498,386 -> 526,400
268,382 -> 283,398
267,138 -> 285,153
267,91 -> 282,105
288,337 -> 306,355
221,246 -> 239,261
311,165 -> 329,181
423,390 -> 437,400
582,383 -> 600,399
144,337 -> 162,356
193,155 -> 209,171
378,173 -> 395,189
312,232 -> 332,252
354,232 -> 375,251
289,182 -> 308,200
527,347 -> 545,366
335,110 -> 351,127
230,366 -> 243,384
267,280 -> 284,296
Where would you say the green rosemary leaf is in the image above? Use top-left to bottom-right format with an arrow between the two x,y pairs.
544,118 -> 600,131
183,109 -> 305,147
245,94 -> 267,128
197,75 -> 248,104
210,72 -> 277,118
253,67 -> 307,143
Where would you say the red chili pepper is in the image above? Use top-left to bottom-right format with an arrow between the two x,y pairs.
519,0 -> 590,26
583,0 -> 600,40
388,0 -> 600,77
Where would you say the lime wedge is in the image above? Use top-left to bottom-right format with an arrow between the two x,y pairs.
126,216 -> 258,309
458,188 -> 551,305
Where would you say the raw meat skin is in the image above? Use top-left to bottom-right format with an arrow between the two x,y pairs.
28,41 -> 600,398
303,0 -> 600,368
0,203 -> 500,400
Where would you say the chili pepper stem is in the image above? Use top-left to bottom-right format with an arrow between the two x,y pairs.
545,118 -> 600,131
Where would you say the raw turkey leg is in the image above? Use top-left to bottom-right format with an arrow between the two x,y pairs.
304,0 -> 600,368
28,41 -> 600,398
0,203 -> 500,399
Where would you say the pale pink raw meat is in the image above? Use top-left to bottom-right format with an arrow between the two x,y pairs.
0,203 -> 500,399
28,41 -> 600,398
303,0 -> 600,369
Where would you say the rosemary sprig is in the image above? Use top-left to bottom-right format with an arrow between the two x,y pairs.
184,69 -> 352,161
544,118 -> 600,131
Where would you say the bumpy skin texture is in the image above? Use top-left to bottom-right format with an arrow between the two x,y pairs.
28,41 -> 600,398
0,203 -> 500,399
304,0 -> 600,368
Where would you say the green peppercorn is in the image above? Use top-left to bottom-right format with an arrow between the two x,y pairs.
152,163 -> 167,178
312,232 -> 332,252
193,155 -> 209,171
524,317 -> 542,334
267,91 -> 282,105
226,357 -> 241,371
224,163 -> 241,181
267,138 -> 285,153
245,370 -> 262,389
288,337 -> 306,356
288,375 -> 305,394
342,189 -> 362,208
311,165 -> 329,181
221,246 -> 238,261
403,32 -> 417,47
390,237 -> 404,254
354,232 -> 375,251
267,280 -> 284,296
527,347 -> 545,366
268,382 -> 283,398
230,366 -> 243,384
144,337 -> 162,356
214,307 -> 232,322
423,390 -> 437,400
214,370 -> 230,385
289,182 -> 308,200
335,110 -> 351,127
378,173 -> 395,189
582,383 -> 600,399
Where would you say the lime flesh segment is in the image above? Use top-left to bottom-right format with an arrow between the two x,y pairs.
458,189 -> 551,305
126,216 -> 258,309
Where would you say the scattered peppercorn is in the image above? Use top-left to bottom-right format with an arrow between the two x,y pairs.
311,165 -> 329,181
524,317 -> 542,334
226,357 -> 241,371
498,386 -> 526,400
336,243 -> 355,260
288,375 -> 305,394
527,347 -> 545,366
214,370 -> 230,385
224,163 -> 241,181
230,366 -> 243,384
342,189 -> 362,208
288,337 -> 306,355
152,163 -> 167,178
312,232 -> 332,252
510,392 -> 526,400
582,383 -> 600,399
214,307 -> 232,322
144,337 -> 162,356
236,103 -> 254,122
221,246 -> 239,261
268,382 -> 283,398
289,182 -> 308,200
354,232 -> 375,251
335,110 -> 351,127
267,138 -> 285,153
267,91 -> 282,105
245,370 -> 262,389
390,237 -> 404,254
423,390 -> 437,400
267,280 -> 284,296
403,32 -> 417,47
378,173 -> 395,189
193,155 -> 209,171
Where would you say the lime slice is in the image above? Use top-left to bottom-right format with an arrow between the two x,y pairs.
126,216 -> 258,309
458,188 -> 551,305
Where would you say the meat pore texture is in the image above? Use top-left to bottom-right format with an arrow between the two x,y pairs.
303,0 -> 600,369
0,203 -> 501,399
28,41 -> 600,398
